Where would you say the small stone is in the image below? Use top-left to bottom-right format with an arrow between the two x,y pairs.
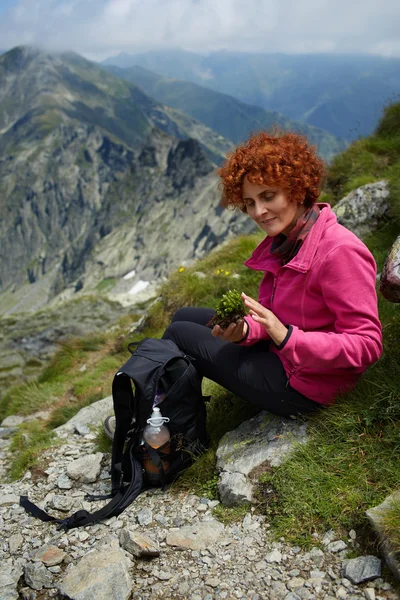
0,494 -> 19,506
0,563 -> 23,600
265,549 -> 282,563
205,577 -> 220,588
136,508 -> 153,526
119,529 -> 160,558
24,562 -> 53,591
322,530 -> 337,545
66,453 -> 103,483
166,521 -> 224,551
34,545 -> 66,566
48,566 -> 62,574
56,473 -> 72,490
9,533 -> 23,553
327,540 -> 347,552
153,568 -> 174,581
336,586 -> 348,599
287,577 -> 305,590
154,514 -> 168,526
343,556 -> 382,584
349,529 -> 357,540
50,495 -> 75,512
364,589 -> 375,600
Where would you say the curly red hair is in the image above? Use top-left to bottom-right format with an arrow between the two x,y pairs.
218,131 -> 325,211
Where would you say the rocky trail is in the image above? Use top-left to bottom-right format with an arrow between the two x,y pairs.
0,399 -> 399,600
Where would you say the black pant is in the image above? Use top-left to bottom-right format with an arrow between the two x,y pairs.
162,307 -> 320,418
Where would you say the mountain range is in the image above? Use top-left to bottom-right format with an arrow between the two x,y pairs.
103,49 -> 400,141
0,46 -> 252,315
105,63 -> 345,160
0,46 -> 346,315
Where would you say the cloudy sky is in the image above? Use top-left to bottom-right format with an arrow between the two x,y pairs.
0,0 -> 399,61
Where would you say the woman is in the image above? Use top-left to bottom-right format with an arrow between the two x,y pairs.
161,131 -> 383,417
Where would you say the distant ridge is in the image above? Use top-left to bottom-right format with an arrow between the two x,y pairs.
103,49 -> 400,141
105,63 -> 346,161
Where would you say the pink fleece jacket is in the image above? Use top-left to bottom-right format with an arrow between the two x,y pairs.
241,203 -> 383,405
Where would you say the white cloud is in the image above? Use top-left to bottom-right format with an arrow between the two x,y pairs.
0,0 -> 399,59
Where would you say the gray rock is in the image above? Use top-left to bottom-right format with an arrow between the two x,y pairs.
266,549 -> 282,563
1,411 -> 50,427
380,234 -> 400,302
34,545 -> 66,566
74,423 -> 91,436
50,494 -> 75,512
343,555 -> 382,584
58,548 -> 131,600
333,180 -> 390,239
166,521 -> 225,550
366,491 -> 400,582
24,562 -> 53,590
0,427 -> 17,439
57,473 -> 73,490
0,563 -> 23,600
218,471 -> 253,506
119,529 -> 160,558
327,540 -> 347,552
0,494 -> 20,506
56,397 -> 113,435
136,507 -> 153,526
66,453 -> 103,483
19,588 -> 37,600
216,412 -> 307,505
8,533 -> 23,554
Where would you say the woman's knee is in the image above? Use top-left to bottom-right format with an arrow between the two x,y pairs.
171,307 -> 190,323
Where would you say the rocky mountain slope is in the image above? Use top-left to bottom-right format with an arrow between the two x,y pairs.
0,46 -> 254,316
103,49 -> 400,141
105,64 -> 346,161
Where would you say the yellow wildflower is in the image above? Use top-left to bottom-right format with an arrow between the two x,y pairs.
178,267 -> 185,273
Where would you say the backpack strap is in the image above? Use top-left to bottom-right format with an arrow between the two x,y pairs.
20,448 -> 143,530
111,372 -> 137,494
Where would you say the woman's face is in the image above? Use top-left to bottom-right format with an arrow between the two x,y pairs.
242,176 -> 305,237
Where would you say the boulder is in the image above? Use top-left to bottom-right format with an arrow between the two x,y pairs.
379,234 -> 400,302
366,491 -> 400,582
66,453 -> 103,483
342,555 -> 381,584
216,411 -> 307,506
55,396 -> 113,436
57,548 -> 131,600
333,180 -> 390,239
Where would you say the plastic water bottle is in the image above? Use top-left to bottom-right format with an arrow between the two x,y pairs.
141,407 -> 170,482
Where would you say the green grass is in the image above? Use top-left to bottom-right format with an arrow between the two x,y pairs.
8,421 -> 60,480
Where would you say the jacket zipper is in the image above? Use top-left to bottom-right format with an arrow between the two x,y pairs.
271,275 -> 277,306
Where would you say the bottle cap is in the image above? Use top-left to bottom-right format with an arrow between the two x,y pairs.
146,406 -> 170,427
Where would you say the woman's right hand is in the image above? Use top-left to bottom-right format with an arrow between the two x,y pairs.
211,319 -> 248,343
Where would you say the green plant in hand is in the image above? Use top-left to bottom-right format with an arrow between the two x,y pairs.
207,289 -> 247,329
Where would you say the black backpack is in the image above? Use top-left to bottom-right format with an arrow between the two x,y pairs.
20,338 -> 209,529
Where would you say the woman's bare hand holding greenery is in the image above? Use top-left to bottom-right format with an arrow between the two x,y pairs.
241,292 -> 288,346
211,318 -> 249,342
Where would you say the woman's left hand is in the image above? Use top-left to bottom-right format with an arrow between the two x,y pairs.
241,292 -> 289,346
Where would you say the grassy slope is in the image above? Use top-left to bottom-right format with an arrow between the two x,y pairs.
2,103 -> 400,555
